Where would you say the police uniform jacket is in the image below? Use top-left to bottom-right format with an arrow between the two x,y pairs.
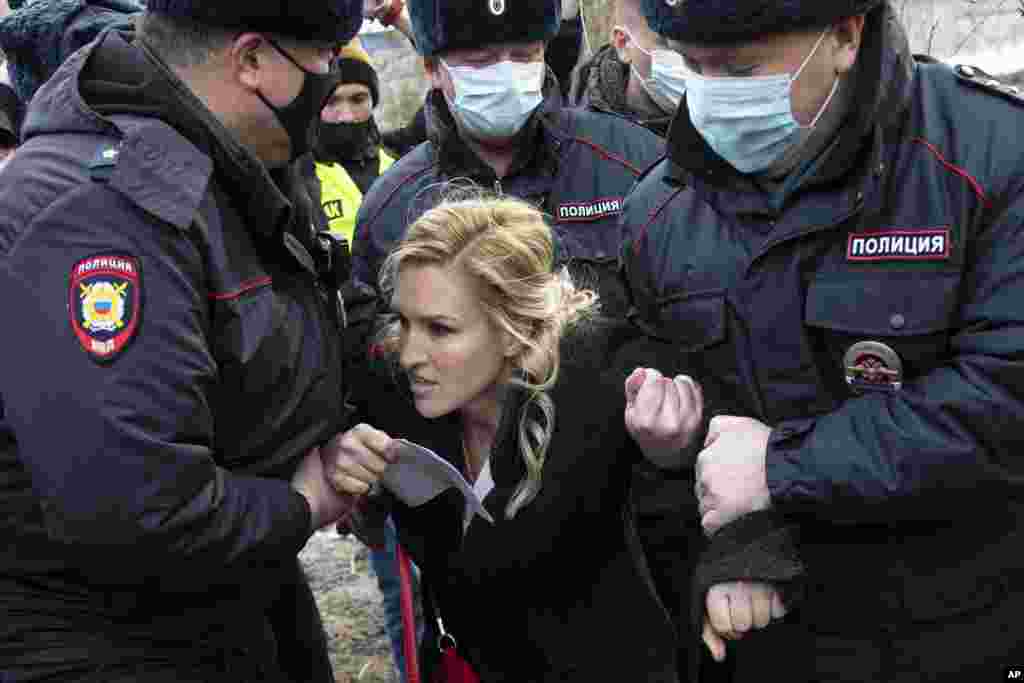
351,70 -> 665,318
0,29 -> 347,678
352,320 -> 679,683
620,3 -> 1024,638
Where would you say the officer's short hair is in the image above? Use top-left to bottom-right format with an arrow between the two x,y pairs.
135,12 -> 235,69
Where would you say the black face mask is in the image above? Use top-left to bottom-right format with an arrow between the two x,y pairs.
258,39 -> 340,162
316,118 -> 380,161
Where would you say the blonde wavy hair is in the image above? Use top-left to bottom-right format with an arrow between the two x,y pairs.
378,194 -> 599,519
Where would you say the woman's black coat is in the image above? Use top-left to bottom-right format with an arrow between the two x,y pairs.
356,320 -> 680,682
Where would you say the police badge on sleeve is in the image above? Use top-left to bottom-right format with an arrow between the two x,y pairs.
69,254 -> 142,364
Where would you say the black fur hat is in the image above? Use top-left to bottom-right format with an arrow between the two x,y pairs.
145,0 -> 363,44
642,0 -> 885,44
408,0 -> 562,57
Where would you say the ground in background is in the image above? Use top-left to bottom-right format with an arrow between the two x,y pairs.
300,529 -> 396,683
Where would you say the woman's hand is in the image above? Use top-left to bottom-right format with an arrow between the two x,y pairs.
624,367 -> 703,468
320,423 -> 396,496
701,581 -> 788,662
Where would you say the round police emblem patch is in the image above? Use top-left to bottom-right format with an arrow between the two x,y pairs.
489,0 -> 505,15
69,254 -> 142,364
844,341 -> 903,394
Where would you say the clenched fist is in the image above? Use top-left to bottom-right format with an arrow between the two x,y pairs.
625,367 -> 703,469
320,423 -> 396,496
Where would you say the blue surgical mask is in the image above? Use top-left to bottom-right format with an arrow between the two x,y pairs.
685,29 -> 839,174
615,26 -> 687,114
441,59 -> 545,140
648,49 -> 688,113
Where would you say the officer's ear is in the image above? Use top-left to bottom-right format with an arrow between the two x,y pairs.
831,15 -> 866,75
610,26 -> 630,62
233,33 -> 275,91
423,56 -> 439,86
423,56 -> 451,96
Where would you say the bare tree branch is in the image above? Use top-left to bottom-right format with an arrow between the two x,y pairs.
926,19 -> 941,55
952,0 -> 1014,58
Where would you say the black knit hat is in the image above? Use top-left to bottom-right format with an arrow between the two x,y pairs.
334,40 -> 379,106
642,0 -> 885,45
409,0 -> 562,58
144,0 -> 363,44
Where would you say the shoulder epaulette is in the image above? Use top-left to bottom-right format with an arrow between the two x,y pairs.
953,64 -> 1024,105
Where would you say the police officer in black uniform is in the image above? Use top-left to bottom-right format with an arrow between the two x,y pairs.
0,1 -> 368,681
568,0 -> 678,137
621,0 -> 1024,680
350,0 -> 664,320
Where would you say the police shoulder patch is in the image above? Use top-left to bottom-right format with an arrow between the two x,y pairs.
954,64 -> 1024,105
69,254 -> 142,364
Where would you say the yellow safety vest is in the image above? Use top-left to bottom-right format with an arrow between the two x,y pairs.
316,150 -> 395,246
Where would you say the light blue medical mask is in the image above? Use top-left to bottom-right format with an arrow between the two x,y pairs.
441,59 -> 545,140
649,49 -> 689,113
615,26 -> 688,114
685,29 -> 839,174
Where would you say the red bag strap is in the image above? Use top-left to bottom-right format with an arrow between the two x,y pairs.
397,543 -> 421,683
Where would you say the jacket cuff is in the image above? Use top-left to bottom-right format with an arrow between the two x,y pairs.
292,487 -> 315,539
765,417 -> 819,508
344,493 -> 393,550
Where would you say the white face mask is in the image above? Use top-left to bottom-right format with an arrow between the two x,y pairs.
685,29 -> 839,174
614,26 -> 688,114
441,59 -> 545,140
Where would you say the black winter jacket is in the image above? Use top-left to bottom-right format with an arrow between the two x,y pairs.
0,29 -> 345,680
354,320 -> 680,682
